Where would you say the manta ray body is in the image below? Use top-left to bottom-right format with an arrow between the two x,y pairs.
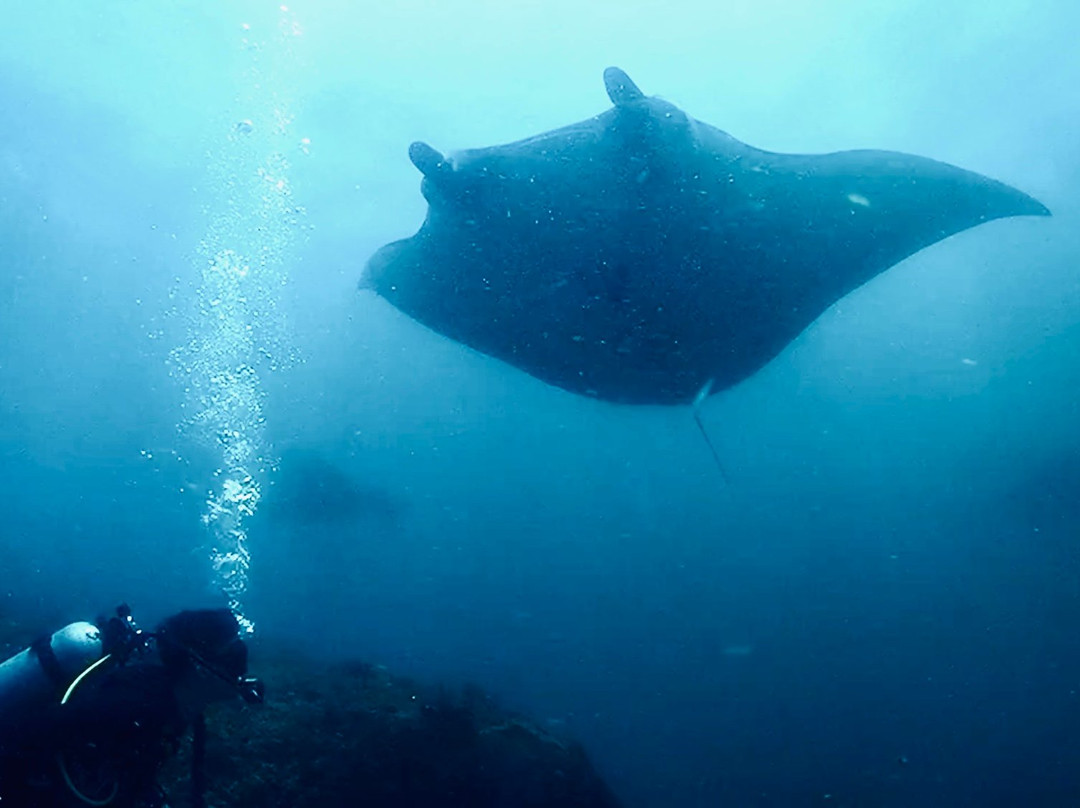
362,68 -> 1049,404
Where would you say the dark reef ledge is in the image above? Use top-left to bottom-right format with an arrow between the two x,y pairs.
165,645 -> 622,808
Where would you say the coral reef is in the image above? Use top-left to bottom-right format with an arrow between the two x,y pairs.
163,648 -> 621,808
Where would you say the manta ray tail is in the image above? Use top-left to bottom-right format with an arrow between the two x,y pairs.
691,379 -> 729,484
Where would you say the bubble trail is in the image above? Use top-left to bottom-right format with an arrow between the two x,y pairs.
171,6 -> 306,633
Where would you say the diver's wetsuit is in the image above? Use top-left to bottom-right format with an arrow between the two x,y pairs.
0,660 -> 186,808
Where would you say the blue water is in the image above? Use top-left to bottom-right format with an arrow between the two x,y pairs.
2,2 -> 1079,805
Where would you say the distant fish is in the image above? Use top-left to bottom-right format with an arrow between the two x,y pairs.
267,450 -> 402,526
722,644 -> 754,657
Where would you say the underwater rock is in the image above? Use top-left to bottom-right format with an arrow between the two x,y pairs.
166,647 -> 621,808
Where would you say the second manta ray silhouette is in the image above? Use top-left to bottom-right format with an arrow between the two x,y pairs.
362,67 -> 1050,405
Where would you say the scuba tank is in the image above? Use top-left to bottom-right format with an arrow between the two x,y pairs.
0,621 -> 105,741
0,604 -> 146,738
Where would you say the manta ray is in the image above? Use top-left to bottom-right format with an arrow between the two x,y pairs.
362,67 -> 1049,405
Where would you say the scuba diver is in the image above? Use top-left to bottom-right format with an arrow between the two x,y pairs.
0,605 -> 263,807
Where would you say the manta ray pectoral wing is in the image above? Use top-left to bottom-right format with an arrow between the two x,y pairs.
799,148 -> 1052,223
737,147 -> 1053,301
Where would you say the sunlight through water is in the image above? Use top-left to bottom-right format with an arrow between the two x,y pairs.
171,5 -> 306,632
